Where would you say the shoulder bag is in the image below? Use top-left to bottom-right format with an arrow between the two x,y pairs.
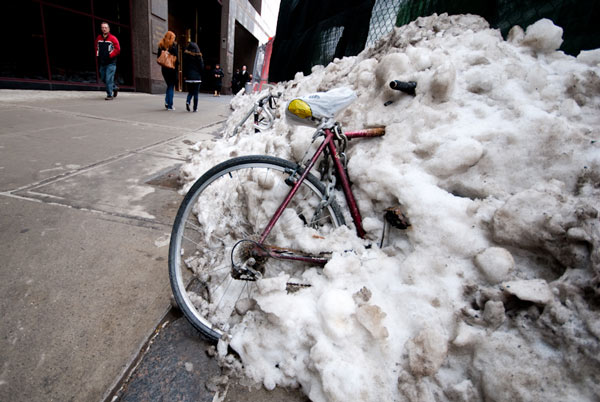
157,49 -> 176,69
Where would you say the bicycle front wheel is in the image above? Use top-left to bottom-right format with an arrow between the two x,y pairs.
169,155 -> 345,341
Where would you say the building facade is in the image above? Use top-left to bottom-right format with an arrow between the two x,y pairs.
2,0 -> 278,94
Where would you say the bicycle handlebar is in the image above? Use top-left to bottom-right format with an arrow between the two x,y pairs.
344,127 -> 385,139
257,91 -> 282,107
389,80 -> 417,96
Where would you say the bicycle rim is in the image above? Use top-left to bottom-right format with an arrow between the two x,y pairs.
169,155 -> 345,341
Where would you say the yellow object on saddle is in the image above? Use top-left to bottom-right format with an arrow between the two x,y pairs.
287,99 -> 312,119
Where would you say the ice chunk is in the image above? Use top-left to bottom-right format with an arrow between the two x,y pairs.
256,275 -> 289,294
502,279 -> 554,304
429,61 -> 456,102
428,137 -> 484,177
577,49 -> 600,66
318,289 -> 356,339
522,19 -> 563,54
474,247 -> 514,284
356,304 -> 389,339
406,325 -> 448,376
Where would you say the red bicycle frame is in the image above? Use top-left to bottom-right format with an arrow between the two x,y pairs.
256,126 -> 385,265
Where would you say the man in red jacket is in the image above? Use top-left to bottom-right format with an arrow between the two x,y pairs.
95,22 -> 120,100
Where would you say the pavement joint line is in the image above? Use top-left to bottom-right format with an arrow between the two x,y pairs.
0,189 -> 172,229
1,121 -> 90,137
20,189 -> 66,200
4,119 -> 226,195
138,151 -> 188,162
2,102 -> 200,132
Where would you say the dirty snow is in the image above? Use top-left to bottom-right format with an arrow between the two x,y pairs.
181,14 -> 600,402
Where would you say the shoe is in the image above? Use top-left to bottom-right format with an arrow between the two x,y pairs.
193,110 -> 197,112
186,103 -> 190,112
167,107 -> 175,111
165,103 -> 168,109
105,96 -> 113,100
113,88 -> 118,98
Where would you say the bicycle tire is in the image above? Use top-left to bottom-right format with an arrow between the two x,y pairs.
169,155 -> 345,341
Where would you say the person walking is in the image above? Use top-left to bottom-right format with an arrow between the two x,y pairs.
183,41 -> 204,112
95,22 -> 120,100
213,64 -> 224,96
231,68 -> 241,94
240,65 -> 250,89
157,31 -> 179,110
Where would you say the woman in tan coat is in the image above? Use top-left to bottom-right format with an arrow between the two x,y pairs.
157,31 -> 178,110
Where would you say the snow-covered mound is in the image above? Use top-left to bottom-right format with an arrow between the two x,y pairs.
182,13 -> 600,402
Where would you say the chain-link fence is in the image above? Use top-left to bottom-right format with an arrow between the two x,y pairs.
366,0 -> 403,47
270,0 -> 600,82
395,0 -> 600,56
312,26 -> 346,68
269,0 -> 376,82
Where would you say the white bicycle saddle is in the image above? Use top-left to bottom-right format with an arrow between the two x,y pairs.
287,87 -> 357,124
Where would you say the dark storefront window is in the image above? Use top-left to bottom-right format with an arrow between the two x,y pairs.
94,0 -> 130,24
4,2 -> 48,80
2,0 -> 133,89
45,6 -> 97,82
45,0 -> 91,13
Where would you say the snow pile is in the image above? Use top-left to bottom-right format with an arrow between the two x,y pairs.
182,14 -> 600,402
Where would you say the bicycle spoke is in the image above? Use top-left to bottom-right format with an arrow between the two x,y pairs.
185,219 -> 203,233
215,275 -> 234,307
202,264 -> 230,275
309,213 -> 334,226
212,269 -> 233,294
234,168 -> 259,230
246,281 -> 254,299
182,233 -> 201,247
235,281 -> 249,309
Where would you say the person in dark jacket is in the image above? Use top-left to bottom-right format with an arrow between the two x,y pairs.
183,41 -> 204,112
157,31 -> 178,110
95,22 -> 120,100
213,64 -> 224,96
231,68 -> 241,94
240,65 -> 250,88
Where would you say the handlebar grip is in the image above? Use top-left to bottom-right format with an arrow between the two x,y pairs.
363,127 -> 385,137
344,127 -> 385,139
390,80 -> 417,96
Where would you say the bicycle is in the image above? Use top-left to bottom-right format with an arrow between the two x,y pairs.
169,82 -> 416,342
230,90 -> 281,136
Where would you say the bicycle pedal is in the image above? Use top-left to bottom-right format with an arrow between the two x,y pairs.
384,206 -> 410,229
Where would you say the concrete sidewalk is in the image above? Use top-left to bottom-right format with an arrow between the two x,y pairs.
0,90 -> 217,401
0,89 -> 309,402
